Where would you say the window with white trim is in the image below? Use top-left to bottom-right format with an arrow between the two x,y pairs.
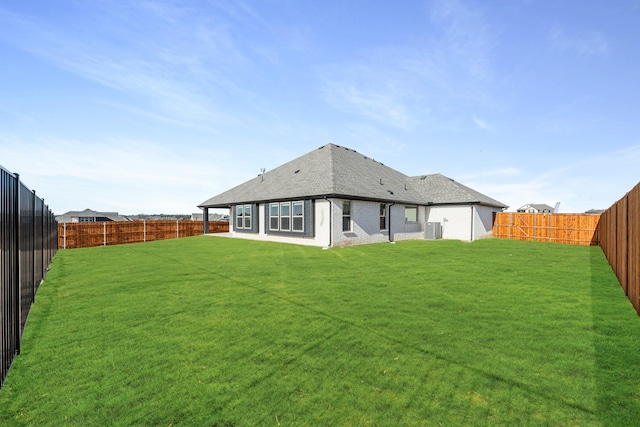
269,200 -> 305,233
292,201 -> 304,232
342,201 -> 352,232
236,204 -> 252,229
269,203 -> 279,230
380,204 -> 387,230
405,205 -> 418,222
280,202 -> 291,231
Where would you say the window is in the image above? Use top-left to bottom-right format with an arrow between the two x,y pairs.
280,202 -> 291,231
405,205 -> 418,222
269,200 -> 305,233
236,204 -> 252,230
380,204 -> 387,230
342,201 -> 352,232
292,201 -> 304,232
269,203 -> 279,230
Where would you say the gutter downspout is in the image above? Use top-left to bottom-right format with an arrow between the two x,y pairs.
389,202 -> 396,242
470,204 -> 475,242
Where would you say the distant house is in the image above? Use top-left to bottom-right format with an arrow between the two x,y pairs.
191,212 -> 229,222
517,203 -> 555,213
198,144 -> 508,247
56,209 -> 129,223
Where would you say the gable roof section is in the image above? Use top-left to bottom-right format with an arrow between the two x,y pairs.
199,144 -> 426,208
199,144 -> 507,209
408,174 -> 508,208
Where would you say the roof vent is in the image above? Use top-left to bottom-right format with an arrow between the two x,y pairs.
380,178 -> 383,185
294,169 -> 300,174
387,190 -> 394,195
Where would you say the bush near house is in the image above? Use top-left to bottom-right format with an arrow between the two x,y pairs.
1,237 -> 639,426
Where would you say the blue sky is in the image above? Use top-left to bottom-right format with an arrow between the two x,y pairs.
1,0 -> 639,215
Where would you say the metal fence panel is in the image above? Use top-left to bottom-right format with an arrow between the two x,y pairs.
1,166 -> 57,389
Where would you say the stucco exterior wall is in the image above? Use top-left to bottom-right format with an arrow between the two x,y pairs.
425,205 -> 501,241
426,205 -> 473,241
473,206 -> 498,240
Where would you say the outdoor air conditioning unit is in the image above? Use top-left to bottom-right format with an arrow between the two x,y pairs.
425,222 -> 442,240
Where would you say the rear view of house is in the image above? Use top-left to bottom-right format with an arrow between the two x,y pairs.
199,144 -> 507,247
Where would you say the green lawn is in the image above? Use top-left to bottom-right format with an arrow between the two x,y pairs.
1,237 -> 640,426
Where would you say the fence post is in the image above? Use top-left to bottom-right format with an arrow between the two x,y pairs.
32,191 -> 36,302
41,199 -> 45,281
103,222 -> 106,246
63,222 -> 66,249
176,220 -> 179,238
143,220 -> 146,242
13,173 -> 21,356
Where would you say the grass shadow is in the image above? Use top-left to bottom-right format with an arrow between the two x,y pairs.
590,245 -> 640,425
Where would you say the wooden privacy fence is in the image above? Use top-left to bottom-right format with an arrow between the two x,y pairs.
58,220 -> 229,249
493,212 -> 600,246
597,182 -> 640,315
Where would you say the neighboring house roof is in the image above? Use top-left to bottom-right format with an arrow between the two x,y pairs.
56,209 -> 129,223
517,203 -> 554,212
191,213 -> 229,221
199,144 -> 507,209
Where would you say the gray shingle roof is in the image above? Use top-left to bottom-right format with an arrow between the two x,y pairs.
199,144 -> 507,209
408,174 -> 508,208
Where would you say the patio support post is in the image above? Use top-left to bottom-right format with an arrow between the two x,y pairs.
202,207 -> 209,234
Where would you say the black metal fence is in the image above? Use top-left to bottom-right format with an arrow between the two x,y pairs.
1,166 -> 57,389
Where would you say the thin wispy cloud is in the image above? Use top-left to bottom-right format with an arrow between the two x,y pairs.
0,5 -> 260,129
549,27 -> 608,57
318,0 -> 495,131
472,115 -> 492,130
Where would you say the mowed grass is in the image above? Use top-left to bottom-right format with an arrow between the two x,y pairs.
1,237 -> 640,426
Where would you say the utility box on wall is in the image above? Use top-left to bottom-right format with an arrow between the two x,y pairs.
425,222 -> 442,240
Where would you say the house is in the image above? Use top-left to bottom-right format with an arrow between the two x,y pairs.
190,212 -> 229,222
198,144 -> 508,247
56,209 -> 129,223
517,203 -> 556,213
